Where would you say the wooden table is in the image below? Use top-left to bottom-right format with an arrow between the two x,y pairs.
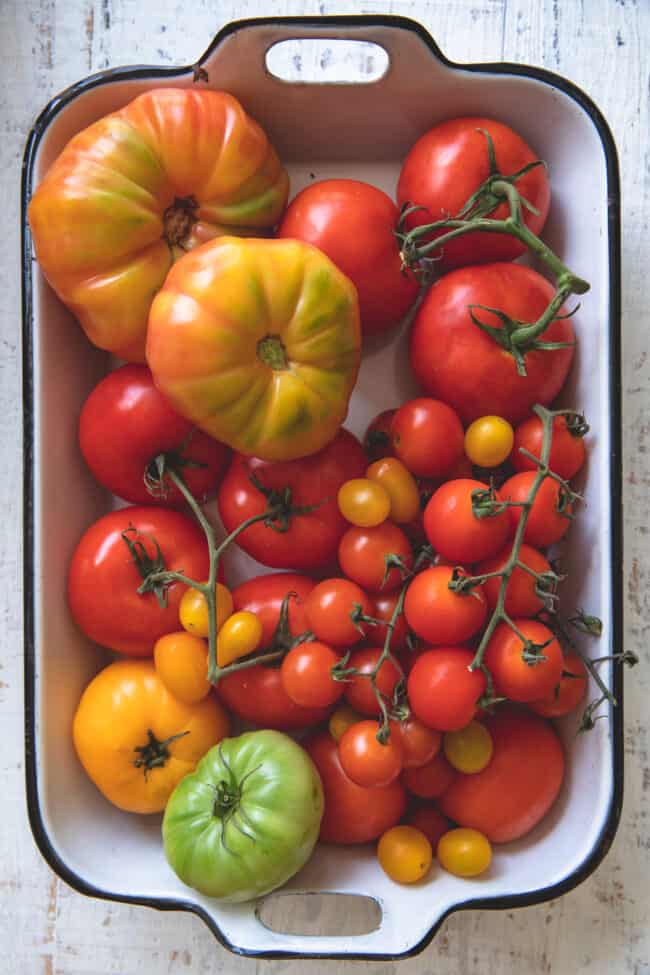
2,1 -> 648,971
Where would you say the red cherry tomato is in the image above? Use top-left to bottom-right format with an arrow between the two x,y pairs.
404,566 -> 487,645
405,805 -> 451,851
338,720 -> 404,787
484,620 -> 564,703
391,717 -> 442,769
501,472 -> 573,548
391,398 -> 464,479
424,479 -> 510,564
281,641 -> 344,708
407,647 -> 486,732
365,592 -> 411,652
402,752 -> 458,799
338,522 -> 413,594
477,543 -> 552,617
364,409 -> 397,463
512,414 -> 587,480
343,647 -> 402,717
529,651 -> 588,718
304,578 -> 372,647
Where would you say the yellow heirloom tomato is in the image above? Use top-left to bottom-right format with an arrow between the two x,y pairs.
28,89 -> 289,362
146,237 -> 361,461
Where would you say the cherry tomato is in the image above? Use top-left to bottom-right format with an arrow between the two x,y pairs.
305,732 -> 407,844
464,415 -> 514,468
337,478 -> 391,527
404,566 -> 487,645
231,572 -> 315,647
444,720 -> 493,774
397,117 -> 550,268
500,472 -> 573,548
437,828 -> 492,878
329,704 -> 362,742
477,543 -> 552,618
405,805 -> 451,851
391,398 -> 464,479
512,414 -> 587,480
424,479 -> 510,564
338,522 -> 413,594
378,825 -> 432,884
281,641 -> 344,708
407,647 -> 486,732
365,592 -> 411,653
216,611 -> 263,667
484,620 -> 563,703
439,709 -> 565,842
153,631 -> 210,704
278,179 -> 419,337
529,651 -> 588,718
304,578 -> 372,648
366,458 -> 420,524
343,647 -> 402,717
78,365 -> 231,507
391,717 -> 441,768
402,752 -> 457,799
364,409 -> 397,462
179,582 -> 233,639
339,720 -> 404,788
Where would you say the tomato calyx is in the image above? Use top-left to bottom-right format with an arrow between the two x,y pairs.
248,471 -> 324,533
133,728 -> 190,779
121,526 -> 169,608
565,411 -> 590,439
257,334 -> 289,370
163,195 -> 198,251
144,444 -> 208,502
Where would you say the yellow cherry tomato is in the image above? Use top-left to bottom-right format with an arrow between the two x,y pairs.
216,611 -> 264,667
437,828 -> 492,878
153,631 -> 211,704
464,415 -> 515,468
328,704 -> 363,742
377,825 -> 433,884
179,582 -> 233,639
366,457 -> 420,524
337,478 -> 391,527
443,720 -> 494,774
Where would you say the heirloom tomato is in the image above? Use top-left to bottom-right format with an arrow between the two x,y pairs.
29,89 -> 289,360
146,237 -> 361,461
153,631 -> 210,704
365,457 -> 420,524
231,572 -> 315,645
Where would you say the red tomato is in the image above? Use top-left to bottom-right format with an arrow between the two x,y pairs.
338,720 -> 404,787
501,472 -> 572,548
397,117 -> 550,268
512,415 -> 587,480
391,398 -> 464,479
231,572 -> 315,646
409,264 -> 575,425
424,479 -> 510,563
79,365 -> 230,507
405,805 -> 451,850
477,543 -> 552,617
304,578 -> 372,647
391,717 -> 441,768
404,566 -> 487,645
364,409 -> 397,463
278,180 -> 418,337
407,647 -> 486,732
484,620 -> 564,703
217,429 -> 366,571
281,641 -> 344,708
338,522 -> 413,593
365,592 -> 411,652
305,732 -> 407,844
439,709 -> 565,842
402,752 -> 458,799
344,647 -> 402,717
68,506 -> 210,656
529,652 -> 588,718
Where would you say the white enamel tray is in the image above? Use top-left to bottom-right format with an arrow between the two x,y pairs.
22,16 -> 622,960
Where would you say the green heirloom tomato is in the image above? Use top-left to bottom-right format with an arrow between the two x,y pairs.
162,730 -> 324,902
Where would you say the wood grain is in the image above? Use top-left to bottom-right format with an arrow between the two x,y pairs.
1,0 -> 648,972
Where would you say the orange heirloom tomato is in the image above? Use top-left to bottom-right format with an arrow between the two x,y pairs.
28,89 -> 289,361
72,659 -> 229,814
146,237 -> 361,461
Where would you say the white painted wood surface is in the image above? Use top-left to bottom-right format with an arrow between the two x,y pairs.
1,0 -> 648,971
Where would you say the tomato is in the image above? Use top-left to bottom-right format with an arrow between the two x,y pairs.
68,506 -> 210,656
179,581 -> 232,639
392,716 -> 441,769
329,704 -> 362,742
409,264 -> 575,425
424,479 -> 510,564
405,805 -> 450,850
364,409 -> 397,462
338,522 -> 413,594
500,472 -> 572,548
437,828 -> 492,878
343,647 -> 402,717
407,647 -> 486,732
529,652 -> 588,718
304,578 -> 372,648
477,543 -> 552,617
404,566 -> 487,645
29,89 -> 289,361
366,458 -> 420,524
78,365 -> 230,507
278,179 -> 419,337
73,660 -> 229,813
163,730 -> 323,901
305,732 -> 407,844
397,117 -> 550,269
281,641 -> 344,708
231,572 -> 315,646
147,237 -> 361,461
153,631 -> 210,704
216,611 -> 263,667
402,752 -> 458,799
464,415 -> 514,469
391,398 -> 464,479
218,429 -> 366,570
339,720 -> 404,787
484,620 -> 563,703
378,825 -> 432,884
337,478 -> 391,527
365,592 -> 411,653
439,709 -> 565,842
512,414 -> 587,480
444,720 -> 493,774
